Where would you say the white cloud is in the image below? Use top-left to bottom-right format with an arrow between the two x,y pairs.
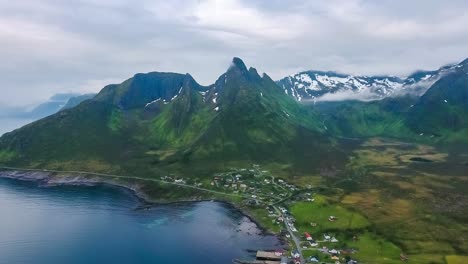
0,0 -> 467,106
314,89 -> 380,102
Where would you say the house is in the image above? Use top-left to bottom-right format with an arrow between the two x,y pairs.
309,240 -> 318,247
331,237 -> 339,243
291,249 -> 300,258
329,249 -> 338,255
310,256 -> 319,262
324,234 -> 331,241
304,232 -> 312,241
329,216 -> 338,221
347,260 -> 358,264
331,255 -> 339,260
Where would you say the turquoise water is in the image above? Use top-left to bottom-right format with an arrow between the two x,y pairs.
0,177 -> 281,264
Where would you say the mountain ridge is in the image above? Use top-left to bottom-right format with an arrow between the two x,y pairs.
0,58 -> 344,176
278,58 -> 467,102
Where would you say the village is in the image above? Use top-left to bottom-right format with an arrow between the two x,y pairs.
160,165 -> 408,264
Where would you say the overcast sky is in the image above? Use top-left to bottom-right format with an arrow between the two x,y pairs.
1,0 -> 467,106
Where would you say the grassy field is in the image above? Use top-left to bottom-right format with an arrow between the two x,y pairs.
328,138 -> 468,263
445,255 -> 468,264
347,232 -> 401,264
290,195 -> 370,234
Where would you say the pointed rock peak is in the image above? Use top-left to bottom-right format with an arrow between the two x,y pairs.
248,67 -> 262,81
229,57 -> 248,73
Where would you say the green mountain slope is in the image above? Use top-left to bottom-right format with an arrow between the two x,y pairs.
310,58 -> 468,143
314,96 -> 417,139
0,58 -> 345,176
406,60 -> 468,141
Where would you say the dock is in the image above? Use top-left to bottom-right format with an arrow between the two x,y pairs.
256,251 -> 281,261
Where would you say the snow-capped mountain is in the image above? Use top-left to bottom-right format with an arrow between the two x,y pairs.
277,60 -> 465,102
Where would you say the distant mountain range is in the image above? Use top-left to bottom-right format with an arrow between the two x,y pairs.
0,57 -> 466,176
0,93 -> 96,120
277,59 -> 467,102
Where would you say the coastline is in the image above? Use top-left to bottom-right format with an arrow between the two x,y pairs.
0,169 -> 282,239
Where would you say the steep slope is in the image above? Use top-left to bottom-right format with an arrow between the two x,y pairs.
309,59 -> 468,142
0,58 -> 344,176
313,96 -> 417,139
178,58 -> 338,172
406,59 -> 468,141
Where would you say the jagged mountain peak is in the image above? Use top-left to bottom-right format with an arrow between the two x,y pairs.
278,57 -> 468,102
230,57 -> 248,71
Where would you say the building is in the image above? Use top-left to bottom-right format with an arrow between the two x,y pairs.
274,249 -> 284,256
304,232 -> 312,241
309,240 -> 318,247
291,249 -> 300,258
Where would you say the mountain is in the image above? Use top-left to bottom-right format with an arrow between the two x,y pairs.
278,60 -> 464,102
0,58 -> 344,176
406,58 -> 468,141
60,93 -> 96,110
21,93 -> 80,119
0,93 -> 93,120
311,58 -> 468,142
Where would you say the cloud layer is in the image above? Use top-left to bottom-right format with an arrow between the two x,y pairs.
1,0 -> 467,106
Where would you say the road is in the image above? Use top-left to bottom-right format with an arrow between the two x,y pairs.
274,206 -> 305,264
0,166 -> 247,198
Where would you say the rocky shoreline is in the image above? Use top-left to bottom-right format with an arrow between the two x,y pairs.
0,169 -> 282,240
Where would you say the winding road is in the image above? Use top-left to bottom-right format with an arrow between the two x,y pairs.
0,166 -> 247,198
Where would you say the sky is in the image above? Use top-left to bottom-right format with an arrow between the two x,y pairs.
1,0 -> 467,106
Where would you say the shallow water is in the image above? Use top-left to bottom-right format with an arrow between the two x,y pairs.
0,177 -> 281,264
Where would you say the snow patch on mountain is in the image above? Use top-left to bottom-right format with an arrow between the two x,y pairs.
278,61 -> 463,102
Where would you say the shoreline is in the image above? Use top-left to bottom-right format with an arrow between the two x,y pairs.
0,169 -> 282,240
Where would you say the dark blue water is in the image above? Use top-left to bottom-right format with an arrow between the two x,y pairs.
0,177 -> 281,264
